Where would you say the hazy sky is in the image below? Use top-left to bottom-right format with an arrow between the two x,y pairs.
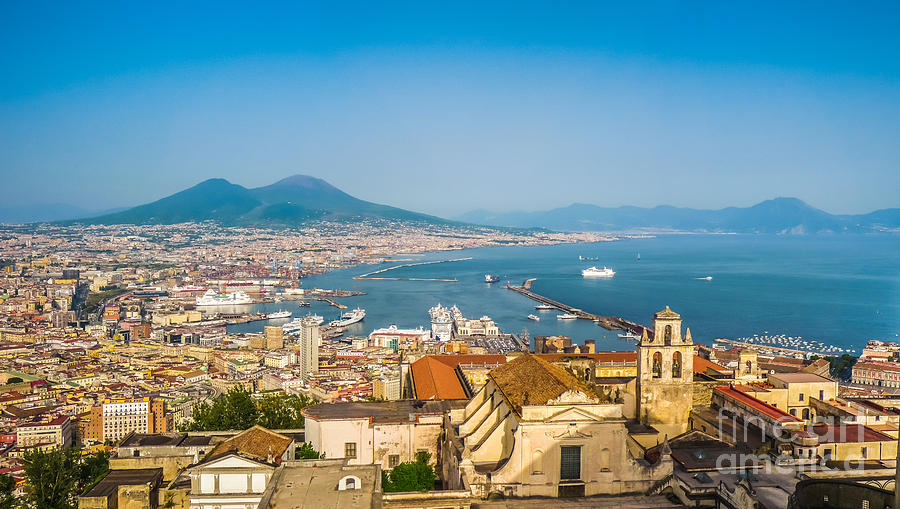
2,2 -> 899,217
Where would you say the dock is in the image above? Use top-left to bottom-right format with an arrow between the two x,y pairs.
713,338 -> 810,358
507,278 -> 649,335
353,257 -> 472,282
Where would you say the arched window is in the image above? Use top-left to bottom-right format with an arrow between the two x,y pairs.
652,352 -> 662,378
802,408 -> 810,420
672,351 -> 682,378
745,360 -> 753,374
338,475 -> 361,490
664,325 -> 672,344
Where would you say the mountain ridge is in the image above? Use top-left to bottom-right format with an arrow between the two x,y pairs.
457,197 -> 900,234
79,175 -> 447,226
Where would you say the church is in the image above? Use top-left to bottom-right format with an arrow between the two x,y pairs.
445,306 -> 698,498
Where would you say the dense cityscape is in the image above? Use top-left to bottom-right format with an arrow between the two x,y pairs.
0,218 -> 895,509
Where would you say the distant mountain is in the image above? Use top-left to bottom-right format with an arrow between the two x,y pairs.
83,175 -> 446,226
457,198 -> 900,234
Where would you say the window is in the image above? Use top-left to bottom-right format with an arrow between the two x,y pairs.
861,447 -> 867,459
560,446 -> 581,480
664,325 -> 672,344
799,393 -> 805,402
819,390 -> 824,400
388,455 -> 399,468
672,352 -> 682,378
651,352 -> 662,378
790,409 -> 797,416
346,478 -> 356,489
802,408 -> 810,420
823,448 -> 832,460
345,442 -> 357,459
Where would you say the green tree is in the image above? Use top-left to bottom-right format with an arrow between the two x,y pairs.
77,450 -> 110,493
381,452 -> 435,493
295,442 -> 324,460
0,474 -> 15,509
182,387 -> 259,431
182,388 -> 317,432
23,447 -> 80,509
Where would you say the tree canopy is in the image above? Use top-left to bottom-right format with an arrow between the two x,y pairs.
181,387 -> 316,432
22,448 -> 109,509
381,452 -> 436,493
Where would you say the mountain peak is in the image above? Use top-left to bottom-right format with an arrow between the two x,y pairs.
269,174 -> 336,190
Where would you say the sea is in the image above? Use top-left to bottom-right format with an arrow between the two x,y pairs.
227,234 -> 900,353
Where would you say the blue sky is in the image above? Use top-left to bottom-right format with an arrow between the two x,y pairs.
1,2 -> 899,217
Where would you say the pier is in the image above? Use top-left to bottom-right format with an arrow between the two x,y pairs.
714,338 -> 810,358
507,278 -> 649,335
353,257 -> 472,282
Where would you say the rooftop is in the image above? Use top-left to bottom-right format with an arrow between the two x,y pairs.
204,426 -> 293,463
258,460 -> 378,509
302,400 -> 467,423
489,354 -> 597,414
82,468 -> 163,498
769,373 -> 834,384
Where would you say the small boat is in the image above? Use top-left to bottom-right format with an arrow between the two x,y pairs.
485,274 -> 500,283
695,276 -> 713,281
535,304 -> 554,311
579,255 -> 599,261
528,314 -> 540,321
298,301 -> 311,307
557,313 -> 578,320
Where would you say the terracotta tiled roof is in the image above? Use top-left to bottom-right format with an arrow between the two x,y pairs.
489,354 -> 596,414
715,386 -> 800,424
693,357 -> 728,374
204,426 -> 292,463
410,354 -> 506,400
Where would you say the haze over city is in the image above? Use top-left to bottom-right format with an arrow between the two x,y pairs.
2,3 -> 900,218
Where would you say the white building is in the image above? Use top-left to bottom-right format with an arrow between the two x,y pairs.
302,400 -> 466,472
298,317 -> 320,379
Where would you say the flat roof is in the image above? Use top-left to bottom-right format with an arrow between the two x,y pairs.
260,460 -> 377,508
768,373 -> 833,384
302,400 -> 467,423
119,433 -> 186,447
82,468 -> 163,498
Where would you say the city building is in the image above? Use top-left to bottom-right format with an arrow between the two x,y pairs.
298,317 -> 320,379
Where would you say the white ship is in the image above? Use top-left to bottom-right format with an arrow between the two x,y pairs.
195,289 -> 253,306
485,274 -> 500,283
282,314 -> 325,333
579,255 -> 599,261
618,332 -> 641,340
267,310 -> 292,319
557,313 -> 578,320
582,266 -> 615,278
329,308 -> 366,327
535,304 -> 555,311
528,314 -> 540,321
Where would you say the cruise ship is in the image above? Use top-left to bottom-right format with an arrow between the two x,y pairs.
582,266 -> 615,278
195,289 -> 253,306
282,314 -> 325,333
329,308 -> 366,327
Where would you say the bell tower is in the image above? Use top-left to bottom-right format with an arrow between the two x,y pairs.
636,306 -> 694,437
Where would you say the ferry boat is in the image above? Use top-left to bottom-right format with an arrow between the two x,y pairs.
196,289 -> 253,306
582,266 -> 615,278
485,274 -> 500,283
579,255 -> 599,261
267,310 -> 292,319
528,314 -> 540,321
557,313 -> 578,320
329,308 -> 366,327
696,276 -> 713,281
618,332 -> 641,340
535,304 -> 555,311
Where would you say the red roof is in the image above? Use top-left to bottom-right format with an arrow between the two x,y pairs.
410,354 -> 506,400
715,386 -> 801,424
805,424 -> 895,444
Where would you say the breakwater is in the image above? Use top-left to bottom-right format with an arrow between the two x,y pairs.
507,278 -> 649,335
354,257 -> 472,282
